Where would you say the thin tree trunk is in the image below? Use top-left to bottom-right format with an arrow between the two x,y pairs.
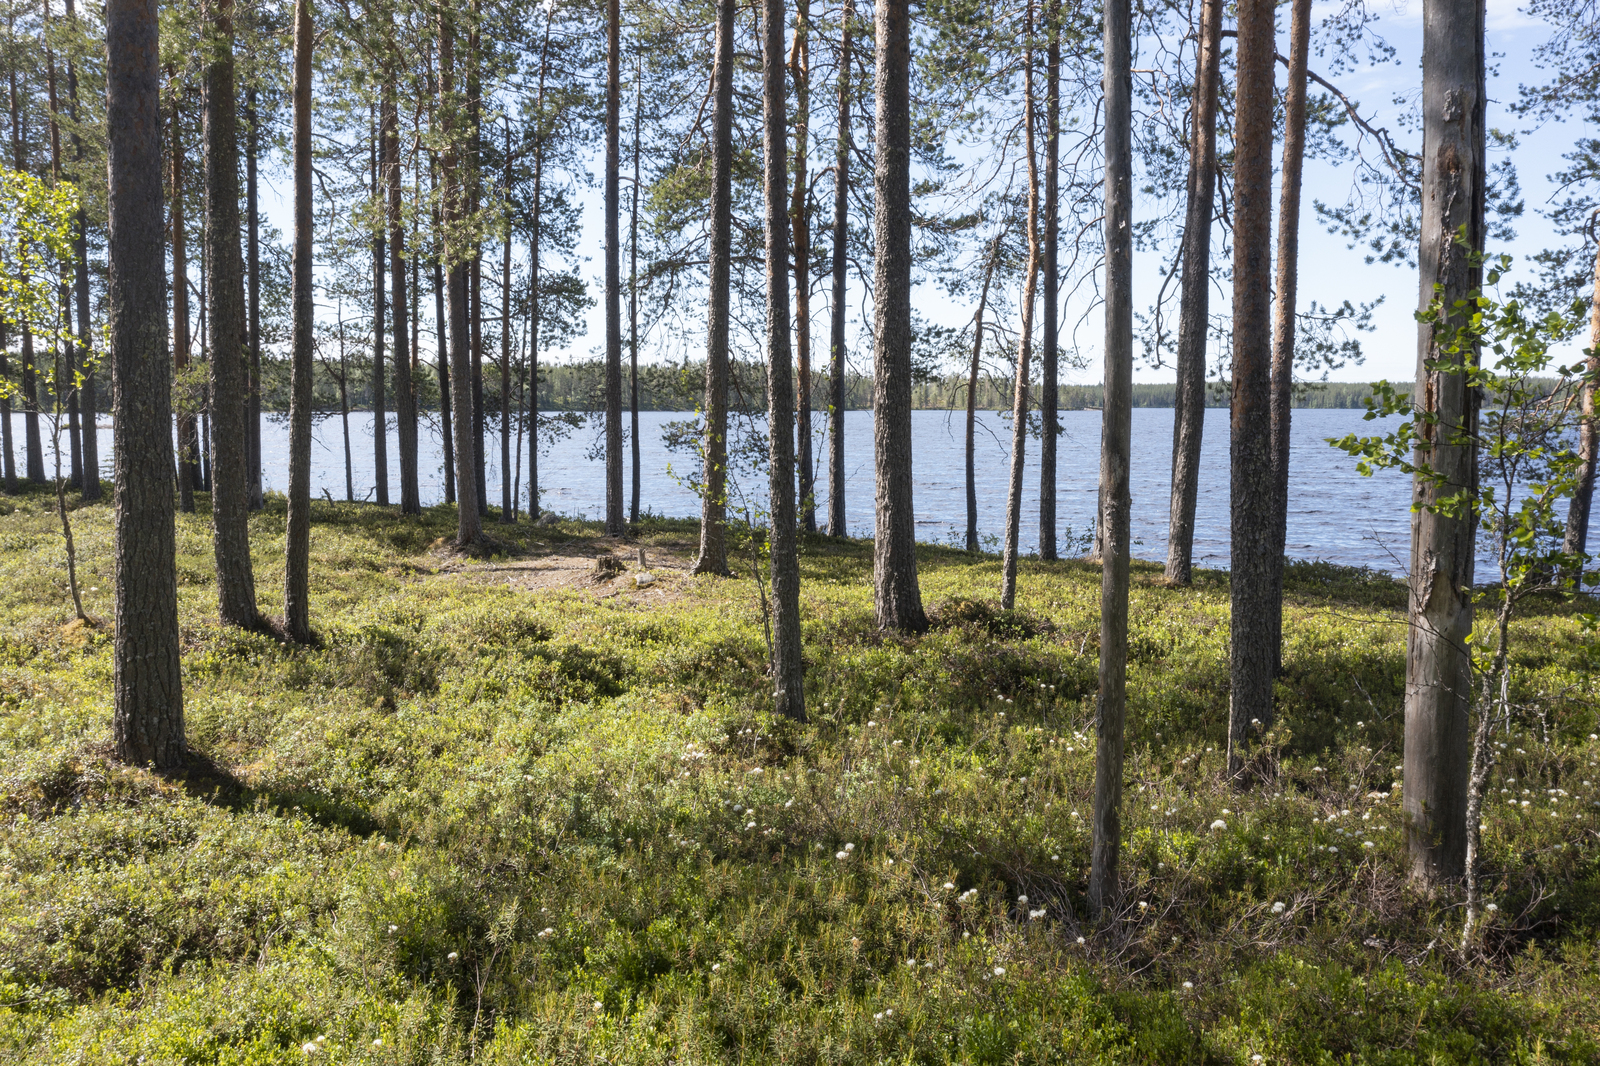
203,0 -> 259,629
1089,0 -> 1133,917
472,258 -> 486,515
1038,0 -> 1060,560
870,0 -> 927,632
66,0 -> 98,500
528,10 -> 550,522
246,85 -> 262,510
284,0 -> 313,642
1267,0 -> 1312,676
108,0 -> 185,768
170,79 -> 196,512
966,233 -> 1001,553
603,0 -> 624,536
692,0 -> 734,575
43,17 -> 82,493
0,317 -> 12,493
791,0 -> 815,533
1001,0 -> 1042,612
1405,0 -> 1486,883
439,6 -> 480,545
1165,0 -> 1223,585
500,145 -> 513,523
1564,234 -> 1600,562
386,82 -> 420,515
825,0 -> 852,538
371,109 -> 389,507
432,165 -> 455,505
339,325 -> 353,500
763,0 -> 805,721
10,67 -> 45,486
629,78 -> 641,526
1226,0 -> 1278,779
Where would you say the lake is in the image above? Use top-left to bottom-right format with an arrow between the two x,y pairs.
13,407 -> 1590,575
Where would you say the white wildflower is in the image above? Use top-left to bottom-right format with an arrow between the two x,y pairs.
1210,819 -> 1227,830
1271,901 -> 1285,914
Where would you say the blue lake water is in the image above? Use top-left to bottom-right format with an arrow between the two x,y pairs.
13,406 -> 1588,575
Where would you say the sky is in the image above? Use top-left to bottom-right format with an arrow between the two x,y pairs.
267,0 -> 1586,388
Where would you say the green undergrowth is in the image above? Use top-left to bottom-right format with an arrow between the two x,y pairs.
0,488 -> 1597,1064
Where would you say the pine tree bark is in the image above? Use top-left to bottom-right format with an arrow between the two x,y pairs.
603,0 -> 624,536
791,0 -> 815,533
386,82 -> 419,515
692,0 -> 734,575
431,158 -> 455,505
371,111 -> 389,508
439,5 -> 480,544
43,20 -> 83,493
528,11 -> 551,522
1563,236 -> 1599,562
1164,0 -> 1222,586
471,258 -> 486,515
1225,0 -> 1277,779
1267,0 -> 1312,676
9,70 -> 45,486
871,0 -> 927,632
284,0 -> 313,643
0,317 -> 12,493
245,85 -> 262,511
203,0 -> 259,629
108,0 -> 185,768
1405,0 -> 1486,883
169,81 -> 196,512
1089,0 -> 1133,918
966,233 -> 1001,553
825,0 -> 852,538
500,195 -> 513,522
763,0 -> 805,720
67,0 -> 99,500
1001,0 -> 1042,612
630,82 -> 642,525
1038,0 -> 1061,560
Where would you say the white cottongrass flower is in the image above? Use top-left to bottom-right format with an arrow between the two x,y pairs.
1182,981 -> 1194,990
302,1043 -> 319,1055
907,958 -> 917,967
1271,901 -> 1286,914
845,843 -> 855,851
993,966 -> 1006,977
1076,936 -> 1086,945
835,851 -> 849,860
1210,819 -> 1227,830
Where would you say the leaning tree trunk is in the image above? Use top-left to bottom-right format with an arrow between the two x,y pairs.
692,0 -> 735,576
203,0 -> 259,630
1225,0 -> 1278,779
1405,0 -> 1486,884
1164,0 -> 1223,585
1564,236 -> 1600,563
1089,0 -> 1133,919
1038,0 -> 1061,560
1000,0 -> 1042,612
791,0 -> 816,533
439,5 -> 480,545
870,0 -> 927,632
825,0 -> 853,538
602,0 -> 624,536
284,0 -> 313,643
763,0 -> 806,721
1267,0 -> 1312,675
966,233 -> 1001,553
108,0 -> 185,768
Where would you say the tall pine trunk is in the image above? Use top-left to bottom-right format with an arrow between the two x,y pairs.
431,157 -> 455,505
692,0 -> 734,575
1225,0 -> 1277,778
170,82 -> 196,512
66,0 -> 98,500
1267,0 -> 1312,675
1000,0 -> 1041,612
528,7 -> 551,522
1405,0 -> 1486,883
825,0 -> 852,538
1164,0 -> 1222,585
791,0 -> 815,533
1564,238 -> 1599,562
629,82 -> 641,525
603,0 -> 624,535
10,70 -> 45,486
284,0 -> 313,643
870,0 -> 926,632
245,85 -> 262,510
371,110 -> 389,507
500,166 -> 513,523
108,0 -> 185,767
386,83 -> 419,515
1089,0 -> 1133,917
439,5 -> 480,544
763,0 -> 805,720
1038,0 -> 1060,560
203,0 -> 259,629
966,233 -> 1001,553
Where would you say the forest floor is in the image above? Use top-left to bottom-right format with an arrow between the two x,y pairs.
0,489 -> 1597,1065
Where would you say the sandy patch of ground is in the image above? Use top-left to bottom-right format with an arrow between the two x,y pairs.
428,536 -> 702,603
